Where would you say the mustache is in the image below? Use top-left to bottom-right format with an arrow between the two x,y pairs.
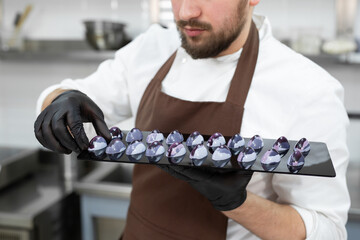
176,19 -> 212,30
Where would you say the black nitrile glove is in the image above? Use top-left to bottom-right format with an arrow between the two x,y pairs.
34,90 -> 111,154
158,165 -> 253,211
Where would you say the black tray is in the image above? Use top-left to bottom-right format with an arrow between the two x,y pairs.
77,131 -> 336,177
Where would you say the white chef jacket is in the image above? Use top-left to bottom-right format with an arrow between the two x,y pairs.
37,15 -> 350,240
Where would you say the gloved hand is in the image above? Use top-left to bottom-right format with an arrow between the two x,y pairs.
34,90 -> 111,154
158,165 -> 253,211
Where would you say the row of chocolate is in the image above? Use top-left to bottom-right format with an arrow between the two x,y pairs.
87,127 -> 311,173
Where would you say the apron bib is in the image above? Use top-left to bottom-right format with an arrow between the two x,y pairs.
122,21 -> 259,240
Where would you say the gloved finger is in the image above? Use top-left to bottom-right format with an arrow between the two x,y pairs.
35,110 -> 69,153
51,112 -> 80,152
40,111 -> 72,154
156,165 -> 195,182
67,112 -> 89,151
92,117 -> 111,142
34,110 -> 48,148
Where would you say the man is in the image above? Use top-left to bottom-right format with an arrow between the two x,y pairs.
35,0 -> 350,239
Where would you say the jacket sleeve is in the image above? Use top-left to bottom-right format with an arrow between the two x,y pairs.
36,54 -> 134,129
35,30 -> 156,128
272,74 -> 350,239
36,24 -> 180,130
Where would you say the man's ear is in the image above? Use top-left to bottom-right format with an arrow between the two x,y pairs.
249,0 -> 260,7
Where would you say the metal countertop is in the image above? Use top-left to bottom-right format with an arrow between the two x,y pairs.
0,158 -> 71,229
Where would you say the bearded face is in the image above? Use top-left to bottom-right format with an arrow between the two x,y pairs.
175,0 -> 249,59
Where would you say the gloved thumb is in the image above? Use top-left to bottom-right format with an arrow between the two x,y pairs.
93,118 -> 112,142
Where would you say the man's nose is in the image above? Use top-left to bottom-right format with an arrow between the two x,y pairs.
179,0 -> 201,21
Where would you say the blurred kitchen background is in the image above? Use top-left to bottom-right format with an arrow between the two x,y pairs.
0,0 -> 360,239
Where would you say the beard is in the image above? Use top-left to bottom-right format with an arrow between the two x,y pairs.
176,1 -> 248,59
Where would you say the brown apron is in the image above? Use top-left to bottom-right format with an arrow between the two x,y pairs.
122,21 -> 259,240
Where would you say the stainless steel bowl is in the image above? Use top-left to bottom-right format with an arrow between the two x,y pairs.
84,20 -> 129,51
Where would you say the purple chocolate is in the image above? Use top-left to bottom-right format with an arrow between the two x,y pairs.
294,138 -> 310,157
186,131 -> 204,152
88,136 -> 107,157
166,130 -> 184,146
261,149 -> 281,171
106,138 -> 126,160
272,136 -> 290,157
207,132 -> 226,154
145,141 -> 165,163
166,142 -> 186,164
237,147 -> 257,169
146,130 -> 164,145
212,145 -> 231,168
125,128 -> 143,144
190,144 -> 208,166
247,135 -> 264,155
227,134 -> 245,155
89,136 -> 107,150
109,127 -> 123,139
126,140 -> 146,162
287,150 -> 305,173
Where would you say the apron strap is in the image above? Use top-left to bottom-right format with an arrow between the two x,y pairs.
226,21 -> 259,105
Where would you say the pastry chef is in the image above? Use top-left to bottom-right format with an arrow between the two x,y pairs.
34,0 -> 350,239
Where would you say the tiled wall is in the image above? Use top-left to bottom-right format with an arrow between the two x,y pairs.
1,0 -> 360,41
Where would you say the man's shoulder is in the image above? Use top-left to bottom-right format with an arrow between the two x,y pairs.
258,37 -> 343,94
255,14 -> 337,89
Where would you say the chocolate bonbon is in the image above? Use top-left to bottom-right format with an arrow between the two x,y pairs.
227,134 -> 245,155
106,138 -> 126,160
294,138 -> 311,157
190,144 -> 208,166
146,130 -> 164,145
146,141 -> 165,163
212,145 -> 231,168
272,136 -> 290,157
88,136 -> 107,158
186,131 -> 205,152
126,140 -> 146,162
287,150 -> 305,173
166,142 -> 186,164
125,128 -> 143,144
237,147 -> 257,169
247,135 -> 264,155
109,126 -> 124,140
261,149 -> 281,171
207,132 -> 226,154
166,130 -> 184,146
